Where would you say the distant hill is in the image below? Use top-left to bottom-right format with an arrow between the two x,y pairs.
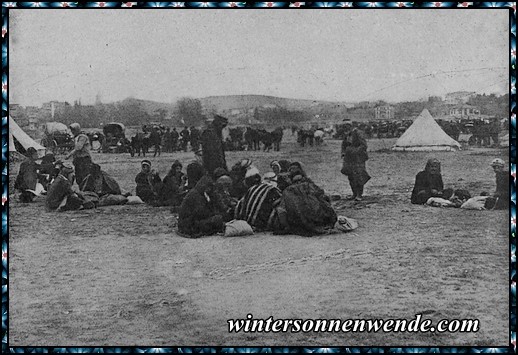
199,94 -> 354,112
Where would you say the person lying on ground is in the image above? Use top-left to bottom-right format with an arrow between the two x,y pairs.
135,160 -> 162,204
235,167 -> 282,231
411,158 -> 453,205
80,163 -> 122,197
14,147 -> 43,203
272,162 -> 337,236
177,175 -> 225,238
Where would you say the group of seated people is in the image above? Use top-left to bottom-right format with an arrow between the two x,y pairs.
175,159 -> 338,238
411,157 -> 508,210
14,148 -> 509,235
15,148 -> 128,211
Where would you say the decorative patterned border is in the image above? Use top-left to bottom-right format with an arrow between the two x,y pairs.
1,2 -> 516,353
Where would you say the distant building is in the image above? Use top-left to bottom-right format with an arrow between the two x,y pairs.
42,101 -> 68,119
374,105 -> 394,120
449,104 -> 480,118
445,91 -> 476,105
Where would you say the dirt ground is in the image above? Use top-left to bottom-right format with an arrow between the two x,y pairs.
8,135 -> 509,347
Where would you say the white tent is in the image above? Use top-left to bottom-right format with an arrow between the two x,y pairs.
9,116 -> 46,157
392,109 -> 461,151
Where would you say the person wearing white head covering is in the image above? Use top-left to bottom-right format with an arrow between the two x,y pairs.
65,122 -> 92,186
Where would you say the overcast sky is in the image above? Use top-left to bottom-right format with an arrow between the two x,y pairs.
9,9 -> 508,107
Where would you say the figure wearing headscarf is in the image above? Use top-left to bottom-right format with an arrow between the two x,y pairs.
235,168 -> 282,231
80,163 -> 122,197
178,175 -> 225,238
160,160 -> 187,206
411,158 -> 445,205
46,166 -> 88,211
341,129 -> 370,201
14,147 -> 41,203
66,123 -> 92,186
185,161 -> 206,191
135,160 -> 162,203
274,162 -> 337,236
214,173 -> 238,222
201,114 -> 228,177
489,158 -> 508,210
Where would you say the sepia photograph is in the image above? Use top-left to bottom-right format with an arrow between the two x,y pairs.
7,6 -> 510,348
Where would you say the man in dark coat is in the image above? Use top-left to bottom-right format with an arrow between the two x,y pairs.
177,175 -> 225,238
190,126 -> 200,152
341,129 -> 371,201
171,128 -> 179,152
46,166 -> 91,211
201,114 -> 228,177
488,158 -> 508,210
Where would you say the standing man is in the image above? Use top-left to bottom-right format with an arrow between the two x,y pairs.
201,114 -> 228,177
171,127 -> 179,152
66,123 -> 92,187
190,126 -> 200,152
180,126 -> 190,152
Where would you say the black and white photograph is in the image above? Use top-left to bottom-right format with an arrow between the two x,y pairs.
7,7 -> 510,347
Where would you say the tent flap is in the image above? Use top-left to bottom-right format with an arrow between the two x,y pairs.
9,116 -> 46,157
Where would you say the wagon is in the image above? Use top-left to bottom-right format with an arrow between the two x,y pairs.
102,122 -> 131,153
41,122 -> 75,154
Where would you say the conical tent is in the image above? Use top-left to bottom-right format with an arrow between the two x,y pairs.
9,116 -> 46,157
392,109 -> 461,151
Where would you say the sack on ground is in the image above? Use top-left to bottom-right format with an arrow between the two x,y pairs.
126,195 -> 144,205
99,194 -> 128,207
460,196 -> 489,210
426,197 -> 453,207
224,219 -> 254,237
334,215 -> 358,232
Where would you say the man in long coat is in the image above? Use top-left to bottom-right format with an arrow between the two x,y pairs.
201,114 -> 228,177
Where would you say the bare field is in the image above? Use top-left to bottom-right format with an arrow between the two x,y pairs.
8,136 -> 509,347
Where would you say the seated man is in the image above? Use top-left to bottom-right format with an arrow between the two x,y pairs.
273,162 -> 337,236
411,158 -> 452,205
46,166 -> 93,211
14,147 -> 42,203
235,167 -> 282,231
177,176 -> 225,238
159,160 -> 188,206
135,160 -> 162,203
80,163 -> 122,197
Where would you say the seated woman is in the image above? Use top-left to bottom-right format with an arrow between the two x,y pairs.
229,158 -> 255,199
234,167 -> 282,231
159,160 -> 187,206
185,161 -> 205,191
411,158 -> 452,205
177,175 -> 225,238
213,172 -> 238,222
46,166 -> 94,211
265,160 -> 291,187
135,160 -> 162,203
486,158 -> 508,210
14,147 -> 42,203
80,163 -> 122,197
273,162 -> 337,236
